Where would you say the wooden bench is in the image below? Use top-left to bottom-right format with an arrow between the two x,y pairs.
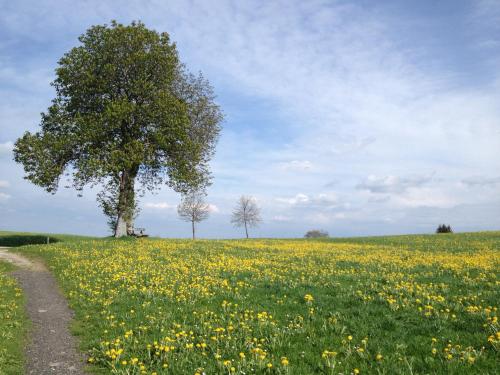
128,227 -> 149,238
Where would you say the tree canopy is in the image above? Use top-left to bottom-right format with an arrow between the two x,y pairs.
14,21 -> 223,236
304,229 -> 329,238
436,224 -> 453,234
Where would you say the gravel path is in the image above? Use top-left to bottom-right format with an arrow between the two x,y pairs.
0,247 -> 84,375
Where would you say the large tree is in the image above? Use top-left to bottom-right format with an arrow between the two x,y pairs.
14,21 -> 222,237
231,195 -> 262,238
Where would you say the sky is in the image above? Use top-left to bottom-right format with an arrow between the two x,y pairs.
1,0 -> 499,238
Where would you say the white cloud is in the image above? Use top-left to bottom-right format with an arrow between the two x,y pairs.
276,193 -> 310,205
144,202 -> 175,210
306,212 -> 331,225
278,160 -> 313,172
276,193 -> 340,208
330,136 -> 376,155
461,176 -> 500,188
303,210 -> 348,226
316,193 -> 340,208
355,174 -> 465,209
271,215 -> 292,222
0,180 -> 10,188
391,188 -> 457,209
207,204 -> 219,213
357,174 -> 435,194
144,201 -> 218,213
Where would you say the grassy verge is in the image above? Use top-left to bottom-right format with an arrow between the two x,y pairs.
0,262 -> 27,374
14,231 -> 499,374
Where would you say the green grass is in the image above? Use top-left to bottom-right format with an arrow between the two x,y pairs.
0,261 -> 27,375
325,230 -> 500,250
9,231 -> 498,374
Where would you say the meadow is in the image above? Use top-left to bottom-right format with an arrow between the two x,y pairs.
0,261 -> 26,374
11,232 -> 500,374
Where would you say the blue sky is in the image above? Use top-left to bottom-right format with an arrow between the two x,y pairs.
1,0 -> 499,238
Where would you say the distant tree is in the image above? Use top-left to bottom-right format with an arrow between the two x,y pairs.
304,229 -> 329,238
231,195 -> 262,238
13,21 -> 223,237
177,191 -> 210,239
436,224 -> 453,233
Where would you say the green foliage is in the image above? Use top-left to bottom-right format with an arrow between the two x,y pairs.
13,21 -> 222,235
436,224 -> 453,234
304,229 -> 329,238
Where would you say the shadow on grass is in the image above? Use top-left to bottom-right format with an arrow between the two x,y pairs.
0,235 -> 60,247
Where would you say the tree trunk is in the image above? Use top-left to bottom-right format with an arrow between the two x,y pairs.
192,220 -> 195,240
115,215 -> 128,238
244,221 -> 249,239
114,169 -> 137,238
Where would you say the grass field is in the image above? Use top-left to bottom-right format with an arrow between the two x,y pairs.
8,231 -> 500,374
0,261 -> 27,374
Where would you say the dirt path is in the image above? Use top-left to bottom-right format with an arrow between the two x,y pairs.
0,247 -> 84,375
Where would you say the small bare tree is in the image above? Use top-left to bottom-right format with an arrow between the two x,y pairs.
177,192 -> 210,239
231,195 -> 262,238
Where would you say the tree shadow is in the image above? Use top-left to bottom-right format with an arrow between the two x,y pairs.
0,235 -> 60,247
